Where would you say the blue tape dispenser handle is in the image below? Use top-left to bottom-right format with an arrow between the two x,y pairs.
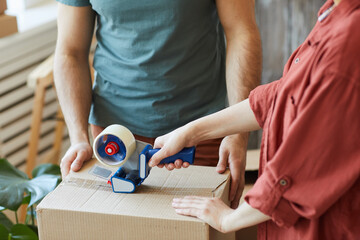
148,147 -> 195,165
139,145 -> 196,179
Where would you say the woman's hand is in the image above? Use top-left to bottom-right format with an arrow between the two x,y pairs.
148,125 -> 195,168
172,196 -> 234,233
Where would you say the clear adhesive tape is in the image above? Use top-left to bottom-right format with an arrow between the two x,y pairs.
93,124 -> 136,167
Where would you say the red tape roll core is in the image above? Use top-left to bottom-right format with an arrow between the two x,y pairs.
105,142 -> 119,155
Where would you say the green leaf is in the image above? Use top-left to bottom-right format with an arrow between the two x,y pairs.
0,159 -> 28,180
32,164 -> 60,178
0,224 -> 9,240
26,175 -> 60,207
9,224 -> 38,240
0,159 -> 60,210
25,225 -> 38,236
0,212 -> 13,231
0,159 -> 28,211
22,196 -> 31,206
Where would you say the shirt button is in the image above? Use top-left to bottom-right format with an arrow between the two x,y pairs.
295,58 -> 300,64
279,179 -> 288,186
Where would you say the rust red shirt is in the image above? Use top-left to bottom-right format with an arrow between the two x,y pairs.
245,0 -> 360,239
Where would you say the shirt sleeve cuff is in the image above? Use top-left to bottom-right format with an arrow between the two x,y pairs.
244,170 -> 300,227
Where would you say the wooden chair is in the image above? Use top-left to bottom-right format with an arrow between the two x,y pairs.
26,52 -> 94,176
26,54 -> 62,176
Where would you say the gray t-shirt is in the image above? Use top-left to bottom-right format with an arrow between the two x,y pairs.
57,0 -> 226,137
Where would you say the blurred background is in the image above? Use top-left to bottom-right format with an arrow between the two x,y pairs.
0,0 -> 324,173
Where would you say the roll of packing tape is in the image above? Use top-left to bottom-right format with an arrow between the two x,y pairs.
93,124 -> 136,167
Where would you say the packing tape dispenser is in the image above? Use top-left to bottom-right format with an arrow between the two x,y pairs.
92,124 -> 196,193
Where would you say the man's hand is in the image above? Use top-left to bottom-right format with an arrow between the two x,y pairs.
172,196 -> 234,233
217,134 -> 247,209
60,142 -> 93,179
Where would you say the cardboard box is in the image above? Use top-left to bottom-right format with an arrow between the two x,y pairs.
0,0 -> 6,14
0,14 -> 18,38
37,159 -> 235,240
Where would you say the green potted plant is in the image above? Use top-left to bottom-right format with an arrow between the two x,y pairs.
0,158 -> 61,240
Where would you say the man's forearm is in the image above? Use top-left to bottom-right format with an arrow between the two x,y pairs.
225,15 -> 262,148
54,52 -> 92,144
225,25 -> 262,105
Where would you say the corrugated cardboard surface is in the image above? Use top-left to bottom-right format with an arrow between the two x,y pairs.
0,0 -> 6,14
0,14 -> 18,38
37,159 -> 234,240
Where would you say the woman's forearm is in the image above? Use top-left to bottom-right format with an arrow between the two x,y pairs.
222,202 -> 271,232
188,99 -> 260,144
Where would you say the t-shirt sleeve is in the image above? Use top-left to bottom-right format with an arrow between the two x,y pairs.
245,72 -> 360,227
56,0 -> 91,7
248,79 -> 281,128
